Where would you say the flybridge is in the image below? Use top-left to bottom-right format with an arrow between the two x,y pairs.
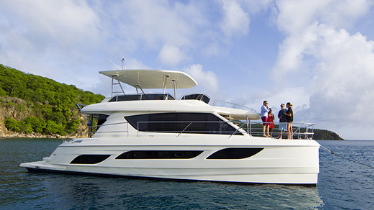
100,69 -> 198,98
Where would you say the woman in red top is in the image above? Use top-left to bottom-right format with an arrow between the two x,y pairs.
268,109 -> 275,137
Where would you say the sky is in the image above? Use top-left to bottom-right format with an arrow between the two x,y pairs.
1,0 -> 374,140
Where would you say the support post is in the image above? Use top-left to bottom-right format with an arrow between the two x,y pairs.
172,80 -> 176,99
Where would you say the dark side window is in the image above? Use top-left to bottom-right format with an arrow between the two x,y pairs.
207,148 -> 263,159
125,113 -> 242,135
116,150 -> 203,159
70,155 -> 110,164
109,94 -> 175,102
181,94 -> 210,104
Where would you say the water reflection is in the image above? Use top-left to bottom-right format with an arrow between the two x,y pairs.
24,173 -> 324,209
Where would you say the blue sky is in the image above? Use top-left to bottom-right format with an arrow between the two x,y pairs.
1,0 -> 374,140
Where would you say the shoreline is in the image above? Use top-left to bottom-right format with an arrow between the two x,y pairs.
0,133 -> 344,140
0,132 -> 74,139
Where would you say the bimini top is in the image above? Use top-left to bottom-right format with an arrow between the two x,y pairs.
100,69 -> 198,89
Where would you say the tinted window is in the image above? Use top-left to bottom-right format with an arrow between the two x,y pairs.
207,148 -> 263,159
109,94 -> 141,102
181,94 -> 210,104
97,114 -> 109,126
125,113 -> 242,135
116,151 -> 203,159
70,155 -> 110,164
109,94 -> 175,102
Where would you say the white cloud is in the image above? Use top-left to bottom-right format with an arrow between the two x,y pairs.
272,0 -> 374,139
124,58 -> 150,70
273,24 -> 318,77
118,1 -> 206,49
274,0 -> 328,33
184,64 -> 218,92
298,24 -> 374,122
239,0 -> 273,15
204,42 -> 222,57
0,0 -> 103,87
0,0 -> 101,50
220,0 -> 250,38
0,1 -> 209,81
0,0 -> 253,84
274,0 -> 372,33
158,44 -> 186,66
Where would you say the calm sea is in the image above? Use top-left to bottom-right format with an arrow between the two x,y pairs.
0,139 -> 373,209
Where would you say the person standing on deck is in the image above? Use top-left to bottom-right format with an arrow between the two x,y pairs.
261,101 -> 270,137
278,104 -> 287,139
268,109 -> 275,137
285,102 -> 294,139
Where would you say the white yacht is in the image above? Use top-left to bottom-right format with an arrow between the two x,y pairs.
20,69 -> 320,185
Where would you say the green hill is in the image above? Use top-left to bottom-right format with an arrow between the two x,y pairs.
313,129 -> 344,140
0,64 -> 104,137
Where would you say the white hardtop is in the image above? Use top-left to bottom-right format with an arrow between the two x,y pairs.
83,69 -> 260,121
100,69 -> 197,89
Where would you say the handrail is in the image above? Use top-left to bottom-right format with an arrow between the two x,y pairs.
243,121 -> 315,139
213,100 -> 257,112
229,123 -> 246,138
76,104 -> 89,121
177,122 -> 192,137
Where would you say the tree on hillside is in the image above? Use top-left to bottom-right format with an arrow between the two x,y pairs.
0,64 -> 105,135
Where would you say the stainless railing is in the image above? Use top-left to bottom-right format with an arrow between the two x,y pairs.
245,121 -> 315,139
74,120 -> 314,139
212,100 -> 257,112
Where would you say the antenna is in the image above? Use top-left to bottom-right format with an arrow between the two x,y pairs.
120,57 -> 125,70
107,57 -> 126,97
108,59 -> 121,70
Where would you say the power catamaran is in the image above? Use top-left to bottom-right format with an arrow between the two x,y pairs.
20,69 -> 320,184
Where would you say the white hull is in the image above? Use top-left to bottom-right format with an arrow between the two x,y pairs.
20,136 -> 320,185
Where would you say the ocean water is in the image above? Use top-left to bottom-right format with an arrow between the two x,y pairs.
0,139 -> 373,209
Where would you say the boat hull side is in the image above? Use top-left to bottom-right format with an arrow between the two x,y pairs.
23,165 -> 318,185
20,140 -> 319,185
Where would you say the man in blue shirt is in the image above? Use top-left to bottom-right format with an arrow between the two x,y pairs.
278,104 -> 287,139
